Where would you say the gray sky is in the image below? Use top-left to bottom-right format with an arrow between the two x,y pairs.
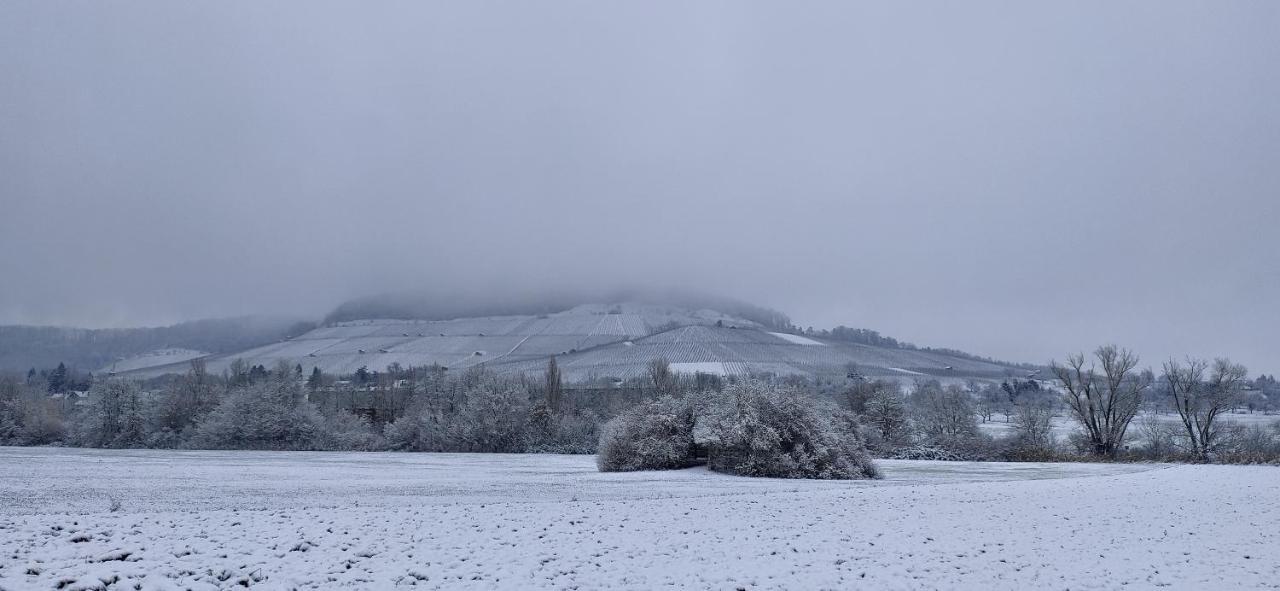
2,1 -> 1277,371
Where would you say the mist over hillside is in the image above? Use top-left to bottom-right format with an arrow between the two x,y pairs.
2,4 -> 1277,590
0,289 -> 1030,378
325,287 -> 792,330
0,316 -> 312,374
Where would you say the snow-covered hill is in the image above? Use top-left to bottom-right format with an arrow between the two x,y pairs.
114,302 -> 1027,381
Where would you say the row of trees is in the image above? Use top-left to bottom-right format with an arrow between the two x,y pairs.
837,378 -> 1057,462
830,345 -> 1276,463
799,326 -> 1037,368
1052,346 -> 1264,460
0,357 -> 599,453
3,348 -> 1277,464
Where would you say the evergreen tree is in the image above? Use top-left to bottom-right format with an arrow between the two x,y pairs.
248,364 -> 269,383
47,362 -> 68,394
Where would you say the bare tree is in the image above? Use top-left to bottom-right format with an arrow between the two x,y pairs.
154,359 -> 220,436
1010,398 -> 1055,451
1163,357 -> 1248,457
1052,345 -> 1150,457
545,356 -> 563,413
860,381 -> 910,447
909,381 -> 978,442
974,383 -> 1005,423
648,357 -> 677,396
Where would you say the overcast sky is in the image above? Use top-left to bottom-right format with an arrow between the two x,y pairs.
2,1 -> 1277,371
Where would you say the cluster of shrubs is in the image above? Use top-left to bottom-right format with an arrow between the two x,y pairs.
0,361 -> 598,453
1124,417 -> 1280,464
598,380 -> 880,480
0,367 -> 379,451
380,375 -> 599,454
835,378 -> 1048,462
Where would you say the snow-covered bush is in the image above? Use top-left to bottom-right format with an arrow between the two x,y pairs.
704,381 -> 880,480
890,445 -> 965,461
525,405 -> 600,454
2,391 -> 67,446
444,384 -> 530,452
0,377 -> 26,443
596,396 -> 697,471
315,410 -> 385,451
382,374 -> 599,453
189,377 -> 323,450
73,380 -> 147,448
382,412 -> 440,451
849,380 -> 912,452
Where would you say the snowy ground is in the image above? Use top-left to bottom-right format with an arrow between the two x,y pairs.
1,449 -> 1277,590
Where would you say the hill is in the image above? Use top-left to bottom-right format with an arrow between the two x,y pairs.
0,317 -> 311,375
110,301 -> 1031,382
325,288 -> 792,330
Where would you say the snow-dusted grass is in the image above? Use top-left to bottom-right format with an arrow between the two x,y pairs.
978,414 -> 1078,440
667,361 -> 729,376
1,449 -> 1276,589
102,348 -> 208,373
767,332 -> 826,346
887,367 -> 925,376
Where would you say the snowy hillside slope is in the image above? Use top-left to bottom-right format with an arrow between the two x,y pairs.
99,348 -> 207,374
0,317 -> 305,373
114,304 -> 762,377
495,325 -> 1019,381
112,303 -> 1028,381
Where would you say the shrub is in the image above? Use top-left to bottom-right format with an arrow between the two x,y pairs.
189,379 -> 322,450
596,396 -> 697,472
443,384 -> 529,453
704,381 -> 880,480
73,380 -> 146,448
1212,423 -> 1280,464
525,406 -> 600,454
316,410 -> 385,451
852,380 -> 912,452
889,445 -> 965,461
999,401 -> 1059,460
16,398 -> 67,445
382,413 -> 440,451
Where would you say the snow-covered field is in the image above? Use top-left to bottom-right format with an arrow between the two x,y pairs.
1,449 -> 1277,590
767,332 -> 826,346
668,362 -> 729,376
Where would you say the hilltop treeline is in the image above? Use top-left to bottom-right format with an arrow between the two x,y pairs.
802,326 -> 1038,369
325,287 -> 793,330
0,317 -> 312,373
